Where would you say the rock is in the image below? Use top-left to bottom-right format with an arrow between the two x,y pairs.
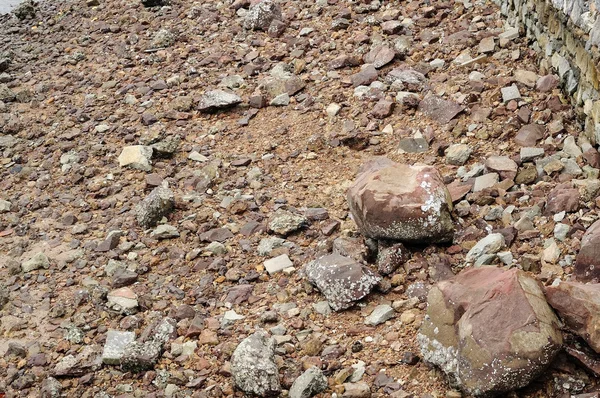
418,94 -> 463,124
376,241 -> 410,275
386,68 -> 427,91
514,69 -> 538,87
136,186 -> 175,229
520,147 -> 545,162
536,74 -> 559,92
304,254 -> 381,311
21,252 -> 50,272
501,84 -> 521,102
371,99 -> 394,119
12,0 -> 36,19
472,173 -> 499,192
465,233 -> 505,264
118,145 -> 153,171
545,281 -> 600,352
231,330 -> 281,397
515,124 -> 545,146
107,287 -> 138,314
515,164 -> 538,184
270,93 -> 290,106
200,227 -> 234,242
198,90 -> 242,112
546,185 -> 580,215
347,159 -> 454,243
575,220 -> 600,282
244,0 -> 282,31
102,330 -> 136,365
418,267 -> 562,396
342,382 -> 371,398
485,156 -> 517,180
150,224 -> 180,239
40,377 -> 62,398
351,65 -> 378,87
264,254 -> 293,275
152,29 -> 175,48
121,317 -> 176,372
364,304 -> 395,326
478,36 -> 495,53
363,45 -> 395,69
289,366 -> 328,398
268,209 -> 307,235
445,144 -> 472,166
397,137 -> 428,153
563,136 -> 583,158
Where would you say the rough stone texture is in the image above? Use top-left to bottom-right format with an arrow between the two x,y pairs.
135,186 -> 175,229
198,90 -> 242,112
118,145 -> 153,171
575,219 -> 600,282
21,252 -> 50,272
545,281 -> 600,353
231,329 -> 281,397
347,158 -> 454,243
244,0 -> 282,31
289,366 -> 328,398
102,330 -> 135,365
304,254 -> 381,311
364,304 -> 395,326
418,267 -> 562,397
418,94 -> 464,124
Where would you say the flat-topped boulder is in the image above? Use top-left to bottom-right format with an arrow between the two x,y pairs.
347,158 -> 454,243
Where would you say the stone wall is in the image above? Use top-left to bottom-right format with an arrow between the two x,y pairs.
495,0 -> 600,144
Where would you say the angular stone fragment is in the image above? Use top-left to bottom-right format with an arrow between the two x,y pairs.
575,220 -> 600,282
107,287 -> 138,314
264,254 -> 293,275
231,330 -> 281,397
350,64 -> 378,87
120,317 -> 176,372
244,0 -> 282,31
304,254 -> 381,311
363,45 -> 395,69
501,84 -> 521,102
376,240 -> 410,275
118,145 -> 153,171
515,124 -> 545,146
268,209 -> 307,235
364,304 -> 395,326
198,90 -> 242,112
102,330 -> 135,365
445,144 -> 472,166
418,267 -> 562,397
347,158 -> 454,243
136,186 -> 175,228
546,184 -> 580,215
418,94 -> 463,124
465,233 -> 505,264
485,156 -> 517,180
546,281 -> 600,352
289,366 -> 328,398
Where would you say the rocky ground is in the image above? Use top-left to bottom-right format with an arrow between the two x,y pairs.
2,0 -> 600,397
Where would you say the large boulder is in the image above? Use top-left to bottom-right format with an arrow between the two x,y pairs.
231,330 -> 281,396
347,158 -> 454,243
418,267 -> 562,397
575,220 -> 600,282
545,281 -> 600,353
304,253 -> 380,311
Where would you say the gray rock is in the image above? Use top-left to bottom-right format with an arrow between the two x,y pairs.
563,136 -> 583,158
520,147 -> 545,162
152,29 -> 175,48
445,144 -> 472,166
397,137 -> 428,153
312,301 -> 332,315
342,382 -> 371,398
21,252 -> 50,272
107,287 -> 138,314
121,317 -> 176,372
0,84 -> 15,102
264,254 -> 293,275
304,254 -> 381,311
231,330 -> 281,396
102,330 -> 136,365
0,199 -> 12,213
466,233 -> 505,263
270,93 -> 290,106
198,90 -> 242,112
118,145 -> 153,171
150,224 -> 180,239
40,377 -> 63,398
136,186 -> 175,228
364,304 -> 395,326
244,0 -> 282,31
289,366 -> 328,398
268,209 -> 307,235
473,173 -> 499,192
501,84 -> 521,102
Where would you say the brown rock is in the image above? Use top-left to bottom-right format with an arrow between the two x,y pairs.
545,184 -> 580,215
418,94 -> 464,124
583,148 -> 600,169
418,267 -> 562,396
575,220 -> 600,282
545,281 -> 600,352
347,158 -> 454,243
515,124 -> 545,146
363,45 -> 395,69
371,99 -> 394,119
350,65 -> 378,87
485,156 -> 518,180
536,74 -> 559,92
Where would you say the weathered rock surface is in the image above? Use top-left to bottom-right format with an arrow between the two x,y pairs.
545,281 -> 600,353
418,267 -> 562,397
289,366 -> 328,398
198,90 -> 242,112
304,254 -> 381,311
135,186 -> 175,229
231,329 -> 281,396
575,220 -> 600,282
347,159 -> 454,243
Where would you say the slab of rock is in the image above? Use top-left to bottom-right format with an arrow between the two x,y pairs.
485,156 -> 517,180
136,186 -> 175,228
231,330 -> 281,397
575,220 -> 600,282
501,84 -> 521,102
472,172 -> 499,192
546,185 -> 580,215
545,281 -> 600,352
102,330 -> 135,365
418,94 -> 463,124
364,304 -> 395,326
351,65 -> 378,87
418,267 -> 562,397
268,209 -> 307,235
342,382 -> 371,398
120,317 -> 176,372
363,45 -> 395,69
536,74 -> 559,92
514,69 -> 538,88
264,254 -> 293,275
397,137 -> 428,153
347,158 -> 454,243
515,124 -> 545,146
107,287 -> 138,314
520,147 -> 545,162
118,146 -> 153,171
304,254 -> 381,311
198,90 -> 242,112
150,224 -> 180,239
199,227 -> 234,242
289,366 -> 328,398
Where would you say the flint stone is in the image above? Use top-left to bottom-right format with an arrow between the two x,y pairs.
347,159 -> 454,243
418,267 -> 562,397
575,220 -> 600,282
136,186 -> 175,228
102,330 -> 135,365
545,281 -> 600,352
304,254 -> 381,311
289,366 -> 328,398
231,329 -> 281,396
198,90 -> 242,112
118,146 -> 153,171
418,94 -> 463,124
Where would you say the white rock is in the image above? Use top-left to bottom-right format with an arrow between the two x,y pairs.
364,304 -> 395,326
264,254 -> 293,275
118,145 -> 153,171
501,84 -> 521,102
466,233 -> 505,263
